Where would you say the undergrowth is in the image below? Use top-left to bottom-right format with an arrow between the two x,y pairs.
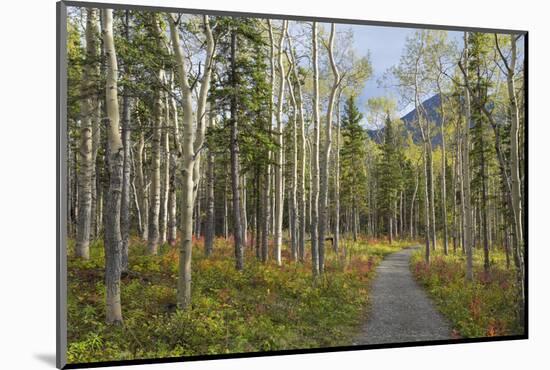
67,236 -> 410,363
410,247 -> 524,338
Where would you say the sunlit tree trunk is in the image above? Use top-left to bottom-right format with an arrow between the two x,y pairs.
169,13 -> 196,309
438,85 -> 449,255
205,114 -> 216,256
101,8 -> 123,324
76,8 -> 99,260
287,37 -> 307,262
318,23 -> 340,273
311,22 -> 320,276
160,90 -> 170,244
285,48 -> 298,261
334,90 -> 342,253
135,119 -> 149,241
147,14 -> 164,255
462,32 -> 474,281
230,29 -> 244,271
167,77 -> 180,246
273,20 -> 287,266
120,10 -> 132,272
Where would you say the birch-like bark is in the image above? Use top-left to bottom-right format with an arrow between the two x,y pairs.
285,48 -> 298,261
318,23 -> 340,273
462,32 -> 474,281
135,119 -> 149,241
230,30 -> 244,271
273,20 -> 288,266
76,8 -> 99,259
101,8 -> 123,324
496,33 -> 524,319
437,85 -> 449,255
147,15 -> 164,255
120,10 -> 132,272
168,13 -> 196,309
192,15 -> 215,204
160,88 -> 170,244
286,34 -> 307,262
311,22 -> 320,276
204,112 -> 216,255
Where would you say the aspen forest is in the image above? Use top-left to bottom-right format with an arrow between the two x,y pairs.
64,5 -> 526,364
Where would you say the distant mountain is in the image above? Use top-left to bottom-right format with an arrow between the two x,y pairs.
367,94 -> 443,145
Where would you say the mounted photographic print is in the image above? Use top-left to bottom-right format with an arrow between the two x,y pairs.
56,1 -> 528,368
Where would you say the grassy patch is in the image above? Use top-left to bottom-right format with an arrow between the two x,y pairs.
410,247 -> 524,338
67,235 -> 410,363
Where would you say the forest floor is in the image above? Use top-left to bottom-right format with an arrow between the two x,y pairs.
410,247 -> 524,338
66,236 -> 411,364
354,246 -> 453,345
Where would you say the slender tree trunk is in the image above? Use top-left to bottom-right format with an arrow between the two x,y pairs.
76,8 -> 99,260
135,125 -> 149,241
273,20 -> 288,266
241,174 -> 248,247
160,93 -> 170,244
120,74 -> 131,272
167,152 -> 177,246
504,36 -> 525,313
318,23 -> 339,274
230,30 -> 244,271
204,117 -> 216,255
311,22 -> 321,276
438,87 -> 449,255
101,8 -> 123,324
410,169 -> 419,240
285,58 -> 298,261
120,10 -> 132,272
169,13 -> 195,309
287,37 -> 307,262
147,67 -> 163,255
334,92 -> 342,253
462,32 -> 474,281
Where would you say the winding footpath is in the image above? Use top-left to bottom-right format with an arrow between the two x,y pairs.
354,246 -> 453,345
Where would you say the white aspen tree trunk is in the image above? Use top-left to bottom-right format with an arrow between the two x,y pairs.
262,20 -> 276,264
229,29 -> 244,271
101,8 -> 123,324
410,168 -> 419,239
311,22 -> 320,276
167,76 -> 180,246
168,13 -> 196,309
285,48 -> 298,261
192,15 -> 215,205
120,10 -> 132,272
496,33 -> 524,320
428,130 -> 437,250
76,8 -> 99,260
287,37 -> 307,262
506,36 -> 524,299
318,23 -> 340,273
333,90 -> 342,254
167,151 -> 177,246
462,32 -> 474,281
120,80 -> 131,271
167,13 -> 216,308
413,71 -> 430,261
438,85 -> 449,255
205,113 -> 216,255
135,121 -> 149,241
274,20 -> 288,266
90,101 -> 101,239
147,67 -> 163,255
160,88 -> 170,244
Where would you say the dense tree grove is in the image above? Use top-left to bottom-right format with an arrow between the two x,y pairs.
65,7 -> 525,357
